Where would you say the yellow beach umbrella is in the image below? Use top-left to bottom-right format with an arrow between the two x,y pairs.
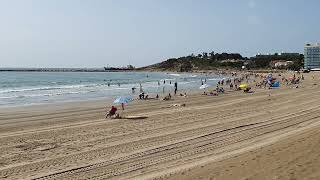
239,84 -> 249,89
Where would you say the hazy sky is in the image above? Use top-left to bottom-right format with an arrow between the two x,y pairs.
0,0 -> 319,68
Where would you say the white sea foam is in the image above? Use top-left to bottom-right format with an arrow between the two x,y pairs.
168,73 -> 181,77
0,71 -> 225,106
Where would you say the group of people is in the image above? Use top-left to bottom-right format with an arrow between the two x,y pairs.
138,92 -> 149,100
105,71 -> 309,120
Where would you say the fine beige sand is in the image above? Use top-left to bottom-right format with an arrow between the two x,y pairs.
0,72 -> 320,180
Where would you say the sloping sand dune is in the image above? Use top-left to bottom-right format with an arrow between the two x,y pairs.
0,72 -> 320,180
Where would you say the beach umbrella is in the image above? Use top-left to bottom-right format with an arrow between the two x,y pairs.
199,84 -> 210,89
271,81 -> 280,88
113,96 -> 133,110
239,84 -> 249,89
113,96 -> 133,104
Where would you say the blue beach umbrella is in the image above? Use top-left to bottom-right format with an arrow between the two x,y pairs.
271,81 -> 280,88
113,96 -> 133,110
113,96 -> 133,105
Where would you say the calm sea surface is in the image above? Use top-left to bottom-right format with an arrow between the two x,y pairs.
0,71 -> 225,107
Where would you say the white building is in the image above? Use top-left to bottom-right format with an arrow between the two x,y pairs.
304,43 -> 320,69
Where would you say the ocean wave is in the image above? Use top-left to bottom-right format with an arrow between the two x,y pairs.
0,84 -> 92,94
168,73 -> 181,77
0,96 -> 17,99
0,91 -> 85,99
207,78 -> 223,81
0,77 -> 201,95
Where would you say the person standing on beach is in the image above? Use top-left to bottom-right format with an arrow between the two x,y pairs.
139,83 -> 143,93
174,82 -> 178,95
164,80 -> 166,84
158,81 -> 160,86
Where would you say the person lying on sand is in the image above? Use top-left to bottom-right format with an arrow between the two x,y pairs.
163,93 -> 172,101
244,87 -> 254,93
180,92 -> 187,97
208,91 -> 218,96
162,103 -> 186,108
171,103 -> 186,107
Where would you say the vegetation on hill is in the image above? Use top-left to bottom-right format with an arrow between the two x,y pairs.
141,52 -> 304,72
248,53 -> 304,70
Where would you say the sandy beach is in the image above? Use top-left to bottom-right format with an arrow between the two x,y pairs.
1,71 -> 320,180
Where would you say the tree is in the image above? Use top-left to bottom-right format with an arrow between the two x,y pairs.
209,51 -> 215,61
202,52 -> 208,59
209,51 -> 215,57
197,54 -> 202,58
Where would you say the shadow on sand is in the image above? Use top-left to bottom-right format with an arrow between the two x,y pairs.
121,116 -> 148,120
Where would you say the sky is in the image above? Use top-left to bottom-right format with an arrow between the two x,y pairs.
0,0 -> 319,68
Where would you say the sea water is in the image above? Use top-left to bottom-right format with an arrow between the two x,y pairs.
0,71 -> 224,107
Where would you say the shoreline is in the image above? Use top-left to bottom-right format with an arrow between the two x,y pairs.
0,71 -> 227,108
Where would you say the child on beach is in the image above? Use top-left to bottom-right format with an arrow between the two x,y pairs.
106,106 -> 119,119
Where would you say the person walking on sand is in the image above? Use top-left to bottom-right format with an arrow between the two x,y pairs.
174,82 -> 178,95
